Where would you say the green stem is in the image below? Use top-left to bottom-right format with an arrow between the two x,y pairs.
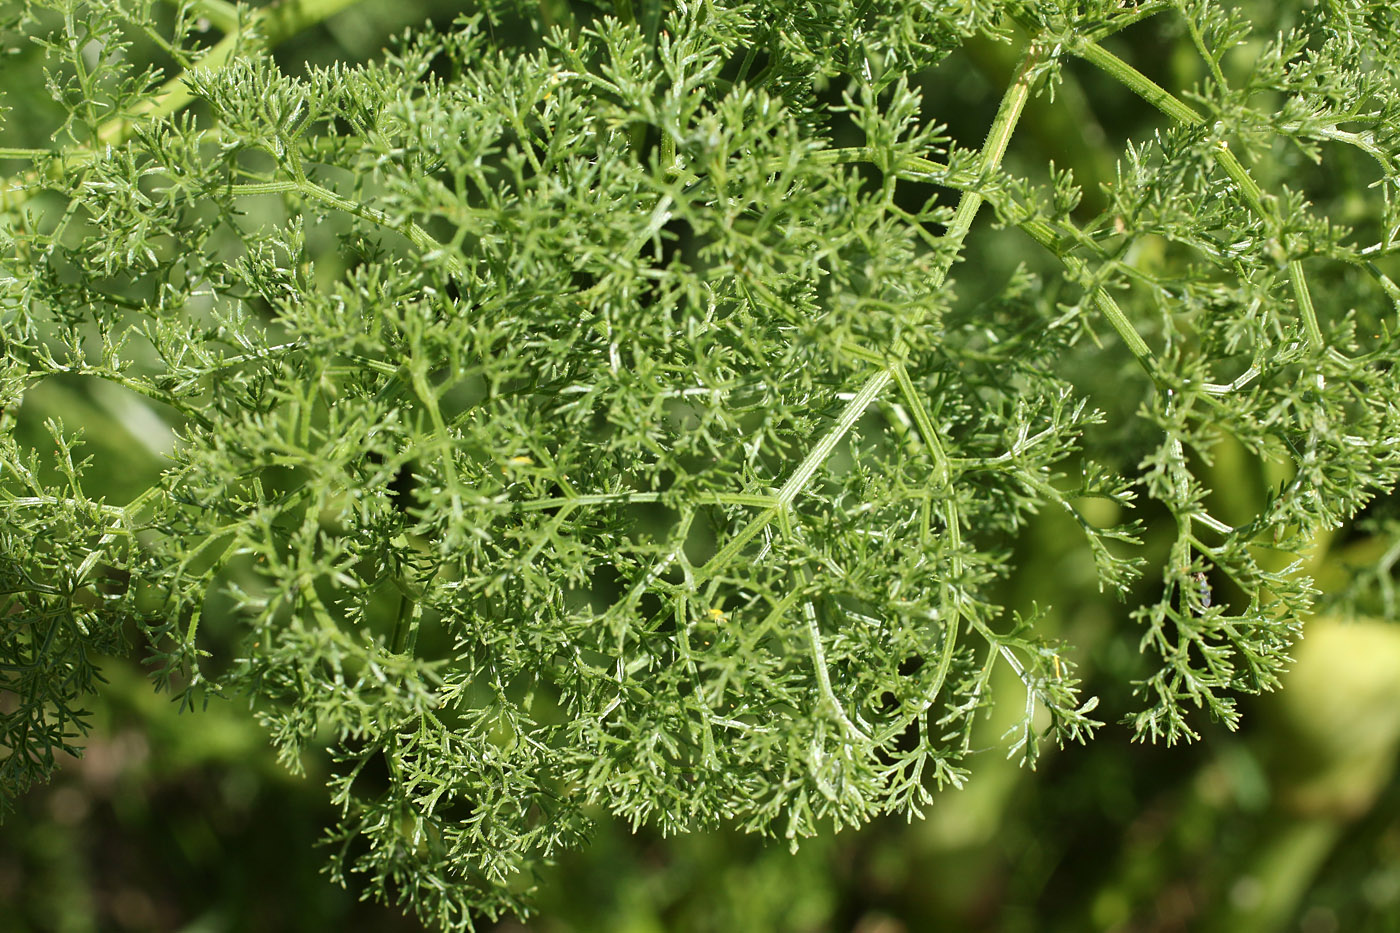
1011,214 -> 1160,377
774,369 -> 893,509
889,362 -> 951,486
1074,39 -> 1203,126
1211,141 -> 1268,224
1183,11 -> 1228,90
1074,39 -> 1325,348
1288,259 -> 1324,348
803,148 -> 978,190
696,42 -> 1048,739
514,491 -> 779,513
389,590 -> 417,655
661,130 -> 676,174
409,366 -> 464,527
69,486 -> 161,589
889,362 -> 962,710
783,510 -> 870,743
26,354 -> 216,432
1365,261 -> 1400,307
234,179 -> 465,277
928,42 -> 1041,286
816,150 -> 1162,378
2,0 -> 364,209
1091,287 -> 1158,375
964,31 -> 1116,213
1081,0 -> 1174,41
734,42 -> 760,86
179,0 -> 243,36
0,148 -> 51,161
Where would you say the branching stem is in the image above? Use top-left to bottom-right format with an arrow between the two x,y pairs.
1,0 -> 364,209
696,39 -> 1048,735
1074,38 -> 1325,348
234,179 -> 465,277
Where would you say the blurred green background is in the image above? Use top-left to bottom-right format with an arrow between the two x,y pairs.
4,1 -> 1400,930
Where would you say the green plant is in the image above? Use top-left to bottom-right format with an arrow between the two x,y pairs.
3,0 -> 1399,929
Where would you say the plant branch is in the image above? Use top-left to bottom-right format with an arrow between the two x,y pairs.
696,40 -> 1049,737
1073,38 -> 1325,348
1,0 -> 364,210
233,179 -> 466,277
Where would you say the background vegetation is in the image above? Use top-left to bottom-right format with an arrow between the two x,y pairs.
4,1 -> 1400,930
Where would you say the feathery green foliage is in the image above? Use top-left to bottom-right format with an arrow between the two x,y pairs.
3,0 -> 1400,928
